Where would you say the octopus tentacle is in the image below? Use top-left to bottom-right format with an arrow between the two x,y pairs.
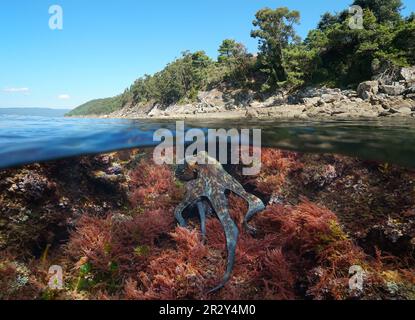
196,201 -> 209,243
174,196 -> 199,227
243,194 -> 265,234
174,205 -> 188,227
175,180 -> 205,227
207,193 -> 239,293
229,186 -> 265,234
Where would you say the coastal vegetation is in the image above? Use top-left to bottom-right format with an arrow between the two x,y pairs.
68,0 -> 415,116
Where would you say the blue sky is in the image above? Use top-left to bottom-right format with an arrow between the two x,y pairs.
1,0 -> 414,109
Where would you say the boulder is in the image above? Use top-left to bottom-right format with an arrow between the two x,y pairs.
357,81 -> 379,100
321,93 -> 342,103
9,172 -> 56,202
232,89 -> 255,108
404,86 -> 415,97
397,107 -> 412,115
302,97 -> 321,107
249,101 -> 264,108
379,84 -> 406,96
196,89 -> 258,111
343,90 -> 358,98
245,108 -> 259,119
400,67 -> 415,84
350,97 -> 364,103
197,89 -> 226,109
385,97 -> 414,112
106,164 -> 123,175
148,105 -> 163,117
288,86 -> 347,105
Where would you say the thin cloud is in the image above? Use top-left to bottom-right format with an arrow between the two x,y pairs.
58,94 -> 70,100
3,87 -> 30,93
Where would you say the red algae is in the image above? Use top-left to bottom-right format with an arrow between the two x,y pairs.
1,148 -> 415,300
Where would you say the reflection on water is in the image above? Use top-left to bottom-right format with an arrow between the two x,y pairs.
1,115 -> 415,169
0,115 -> 175,169
191,118 -> 415,169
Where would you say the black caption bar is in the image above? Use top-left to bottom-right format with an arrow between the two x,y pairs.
2,300 -> 411,319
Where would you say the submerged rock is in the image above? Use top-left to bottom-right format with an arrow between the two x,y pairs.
0,151 -> 133,258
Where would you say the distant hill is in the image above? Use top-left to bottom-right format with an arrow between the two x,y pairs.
66,96 -> 124,116
0,108 -> 72,117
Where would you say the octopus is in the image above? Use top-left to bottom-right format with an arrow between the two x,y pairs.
174,152 -> 265,293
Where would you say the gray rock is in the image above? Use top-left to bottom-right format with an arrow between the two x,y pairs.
379,84 -> 406,96
289,86 -> 344,104
321,93 -> 342,103
343,89 -> 358,98
232,89 -> 255,107
148,105 -> 163,117
357,81 -> 379,100
377,93 -> 388,99
404,86 -> 415,97
245,108 -> 259,119
400,67 -> 415,84
249,101 -> 264,108
360,91 -> 373,100
397,107 -> 412,115
106,164 -> 123,175
302,97 -> 321,107
379,110 -> 391,117
388,98 -> 414,110
197,89 -> 226,109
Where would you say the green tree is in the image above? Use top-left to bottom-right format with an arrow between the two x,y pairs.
281,44 -> 317,88
218,39 -> 247,63
392,19 -> 415,65
305,7 -> 412,87
353,0 -> 403,24
127,51 -> 214,106
317,12 -> 346,31
251,7 -> 300,91
217,39 -> 253,86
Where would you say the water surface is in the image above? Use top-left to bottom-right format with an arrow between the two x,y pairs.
1,115 -> 415,169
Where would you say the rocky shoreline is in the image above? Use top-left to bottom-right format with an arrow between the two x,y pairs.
89,67 -> 415,121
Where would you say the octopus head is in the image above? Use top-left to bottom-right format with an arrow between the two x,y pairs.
186,151 -> 224,171
176,152 -> 225,181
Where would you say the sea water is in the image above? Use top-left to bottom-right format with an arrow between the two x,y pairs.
1,114 -> 415,169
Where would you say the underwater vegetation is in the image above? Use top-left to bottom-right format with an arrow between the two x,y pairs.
0,148 -> 414,300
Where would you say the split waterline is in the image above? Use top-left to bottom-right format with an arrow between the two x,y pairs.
1,114 -> 415,169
